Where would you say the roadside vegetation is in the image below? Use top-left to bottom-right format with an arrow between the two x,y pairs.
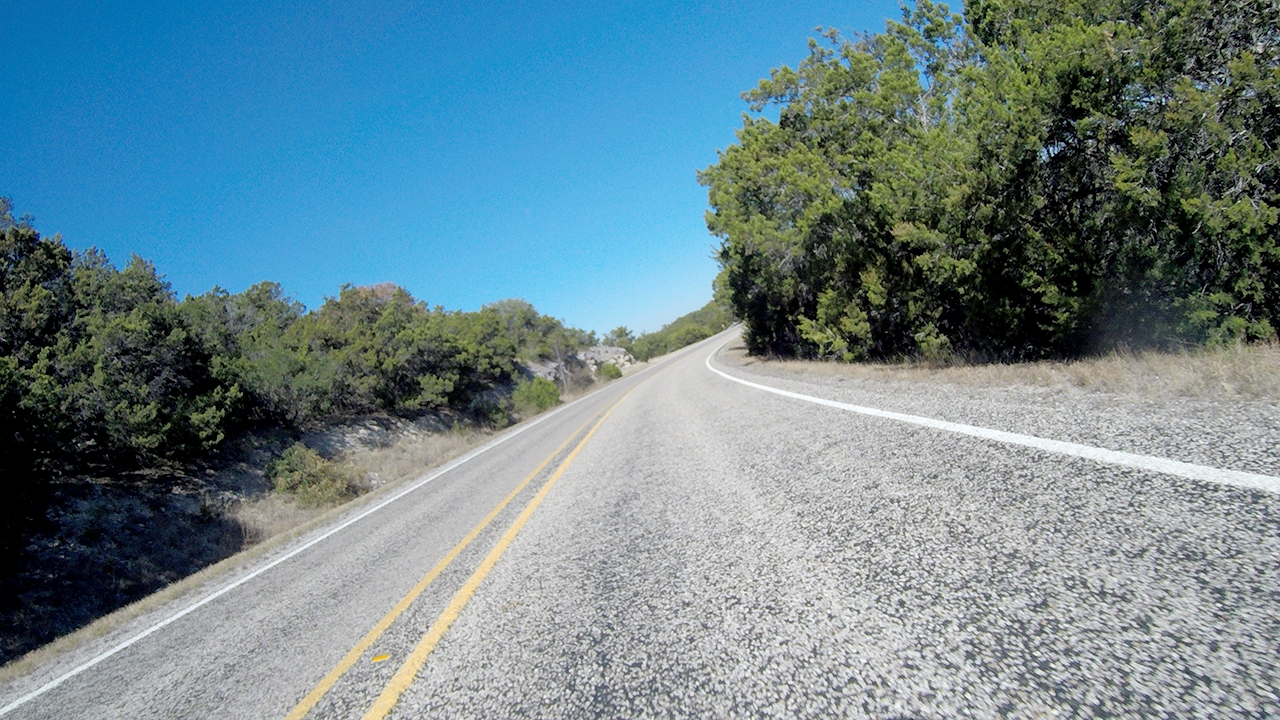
730,340 -> 1280,402
0,198 -> 607,664
269,444 -> 367,508
511,376 -> 562,416
702,0 -> 1279,362
0,198 -> 596,542
605,294 -> 735,361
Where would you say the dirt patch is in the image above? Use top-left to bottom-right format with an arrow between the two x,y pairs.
343,427 -> 478,488
233,421 -> 484,545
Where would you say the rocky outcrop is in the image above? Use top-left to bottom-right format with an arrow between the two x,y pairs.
580,345 -> 635,372
523,346 -> 636,385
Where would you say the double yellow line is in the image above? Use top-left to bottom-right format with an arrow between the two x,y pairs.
286,385 -> 640,720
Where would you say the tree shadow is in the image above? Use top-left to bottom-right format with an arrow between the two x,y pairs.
0,479 -> 245,665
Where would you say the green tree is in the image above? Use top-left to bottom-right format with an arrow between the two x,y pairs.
45,255 -> 236,465
702,0 -> 1280,361
0,201 -> 601,494
604,326 -> 634,348
626,298 -> 734,361
180,281 -> 305,423
511,376 -> 560,415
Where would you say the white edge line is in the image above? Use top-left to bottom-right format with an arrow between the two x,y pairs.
705,339 -> 1280,495
0,349 -> 693,716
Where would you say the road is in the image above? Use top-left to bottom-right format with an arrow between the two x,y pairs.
3,328 -> 1279,717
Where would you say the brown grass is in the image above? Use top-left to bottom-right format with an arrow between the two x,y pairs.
233,426 -> 482,546
732,341 -> 1280,402
342,428 -> 481,490
232,494 -> 324,547
0,424 -> 491,686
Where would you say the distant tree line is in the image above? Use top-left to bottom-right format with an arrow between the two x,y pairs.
606,290 -> 735,361
0,200 -> 593,548
701,0 -> 1279,361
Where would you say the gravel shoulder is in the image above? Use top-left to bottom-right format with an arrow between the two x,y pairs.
388,333 -> 1280,718
716,341 -> 1280,478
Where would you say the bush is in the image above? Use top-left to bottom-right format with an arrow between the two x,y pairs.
468,395 -> 512,428
511,376 -> 560,415
269,443 -> 365,508
0,197 -> 601,490
598,363 -> 622,381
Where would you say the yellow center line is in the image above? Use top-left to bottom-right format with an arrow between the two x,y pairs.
361,385 -> 641,720
283,412 -> 602,720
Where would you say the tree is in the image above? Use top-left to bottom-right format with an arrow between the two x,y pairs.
702,0 -> 1280,361
604,326 -> 635,347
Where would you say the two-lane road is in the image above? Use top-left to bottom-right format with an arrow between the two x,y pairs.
4,328 -> 1279,717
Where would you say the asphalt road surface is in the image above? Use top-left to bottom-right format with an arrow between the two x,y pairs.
3,328 -> 1278,718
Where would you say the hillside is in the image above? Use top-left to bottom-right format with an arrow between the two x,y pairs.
0,203 -> 618,664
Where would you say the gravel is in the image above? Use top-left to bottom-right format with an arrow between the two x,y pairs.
722,346 -> 1280,478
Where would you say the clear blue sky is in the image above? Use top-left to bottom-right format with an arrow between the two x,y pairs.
3,0 -> 902,334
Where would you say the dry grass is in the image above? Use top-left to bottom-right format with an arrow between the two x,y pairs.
232,494 -> 325,547
559,378 -> 610,403
735,341 -> 1280,402
343,428 -> 480,489
233,426 -> 483,546
0,423 -> 491,686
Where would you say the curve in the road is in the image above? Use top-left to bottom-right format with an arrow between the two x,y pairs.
705,338 -> 1280,495
5,328 -> 1275,717
282,409 -> 603,720
360,382 -> 643,719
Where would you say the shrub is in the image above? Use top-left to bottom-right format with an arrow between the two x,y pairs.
468,393 -> 512,428
511,376 -> 560,416
598,363 -> 622,381
269,443 -> 365,508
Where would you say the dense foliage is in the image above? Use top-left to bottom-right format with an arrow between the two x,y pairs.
607,294 -> 735,361
511,376 -> 562,415
701,0 -> 1279,360
0,204 -> 594,546
269,443 -> 365,508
